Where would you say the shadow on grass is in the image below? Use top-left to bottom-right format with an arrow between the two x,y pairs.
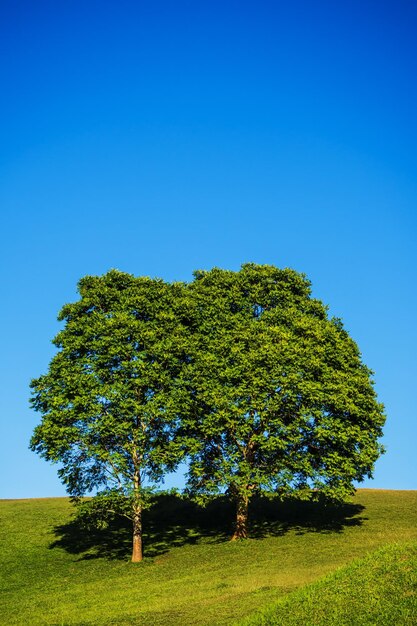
50,494 -> 366,561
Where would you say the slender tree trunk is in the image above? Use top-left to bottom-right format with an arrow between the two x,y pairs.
131,500 -> 143,562
231,492 -> 249,540
131,456 -> 143,562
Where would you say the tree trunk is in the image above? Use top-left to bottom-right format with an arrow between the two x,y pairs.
131,501 -> 143,562
231,492 -> 249,540
131,455 -> 143,563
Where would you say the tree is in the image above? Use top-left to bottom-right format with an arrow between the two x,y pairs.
30,270 -> 188,562
184,264 -> 385,539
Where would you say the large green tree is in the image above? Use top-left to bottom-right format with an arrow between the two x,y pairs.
30,270 -> 188,562
184,264 -> 385,539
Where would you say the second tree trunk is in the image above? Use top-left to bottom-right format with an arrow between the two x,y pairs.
231,493 -> 249,540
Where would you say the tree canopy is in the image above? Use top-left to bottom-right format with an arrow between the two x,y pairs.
183,264 -> 385,538
30,270 -> 188,561
30,264 -> 385,556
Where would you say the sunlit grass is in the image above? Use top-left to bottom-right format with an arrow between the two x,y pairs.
239,540 -> 417,625
1,490 -> 417,625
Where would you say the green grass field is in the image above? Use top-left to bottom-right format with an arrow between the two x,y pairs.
1,490 -> 417,625
239,541 -> 417,625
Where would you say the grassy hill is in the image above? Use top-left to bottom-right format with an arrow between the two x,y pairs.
1,490 -> 417,625
238,541 -> 417,625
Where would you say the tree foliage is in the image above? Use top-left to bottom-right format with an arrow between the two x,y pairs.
30,264 -> 385,553
183,264 -> 385,537
30,270 -> 188,561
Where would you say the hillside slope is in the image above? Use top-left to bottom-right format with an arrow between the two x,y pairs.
239,541 -> 417,625
1,490 -> 417,625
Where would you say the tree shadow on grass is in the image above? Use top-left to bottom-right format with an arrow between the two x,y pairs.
50,494 -> 366,561
249,497 -> 366,539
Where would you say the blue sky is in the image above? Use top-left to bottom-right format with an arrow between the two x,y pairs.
1,1 -> 416,498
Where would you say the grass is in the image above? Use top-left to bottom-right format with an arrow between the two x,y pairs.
1,490 -> 417,625
238,540 -> 417,625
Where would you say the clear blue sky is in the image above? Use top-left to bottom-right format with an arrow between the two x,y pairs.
1,0 -> 416,498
